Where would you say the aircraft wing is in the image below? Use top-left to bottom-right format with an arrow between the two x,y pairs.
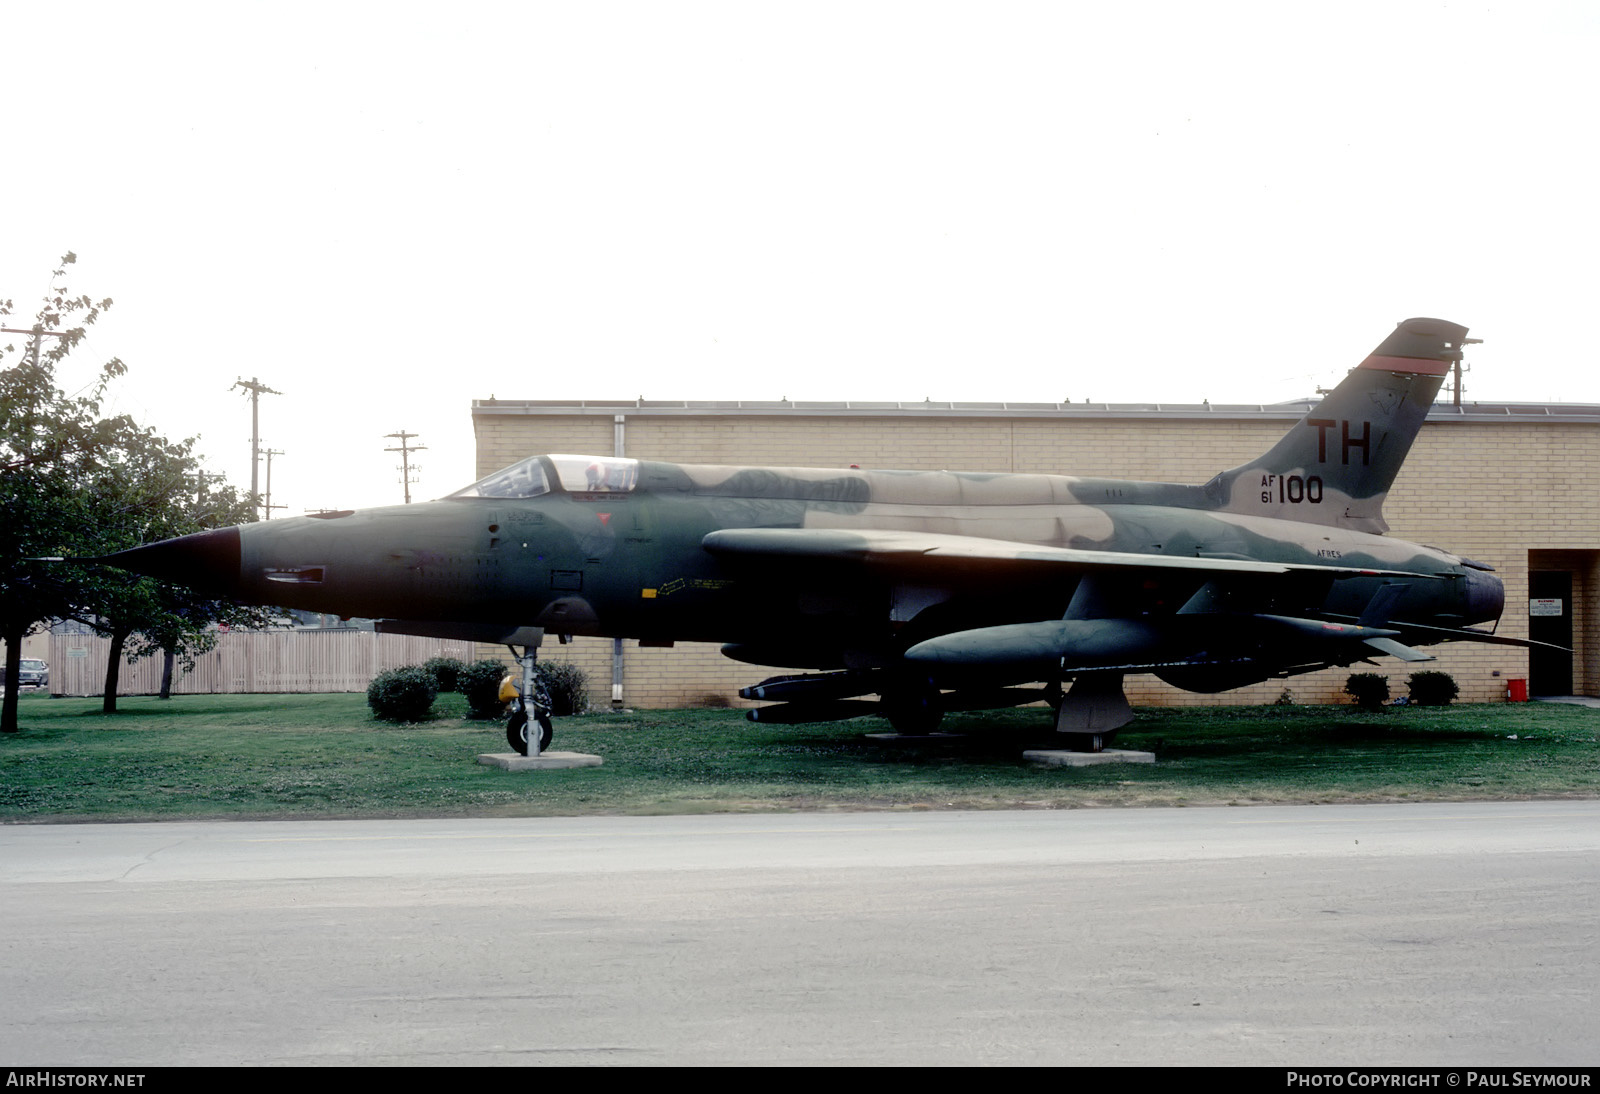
700,527 -> 1420,581
374,619 -> 549,645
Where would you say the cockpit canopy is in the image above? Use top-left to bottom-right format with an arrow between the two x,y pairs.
449,454 -> 640,499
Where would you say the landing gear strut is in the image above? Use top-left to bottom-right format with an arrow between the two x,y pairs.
883,674 -> 945,734
505,636 -> 553,757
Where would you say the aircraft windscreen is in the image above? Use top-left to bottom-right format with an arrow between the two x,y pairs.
550,454 -> 639,493
448,456 -> 552,499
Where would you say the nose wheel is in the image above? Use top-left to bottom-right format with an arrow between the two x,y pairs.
506,705 -> 554,755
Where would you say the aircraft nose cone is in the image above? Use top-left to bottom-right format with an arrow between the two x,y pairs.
105,527 -> 242,592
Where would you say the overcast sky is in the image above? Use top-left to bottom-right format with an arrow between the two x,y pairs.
4,1 -> 1597,513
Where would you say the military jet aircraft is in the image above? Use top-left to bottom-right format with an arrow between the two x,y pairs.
110,318 -> 1516,754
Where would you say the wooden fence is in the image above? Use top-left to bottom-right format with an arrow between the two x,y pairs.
48,631 -> 475,696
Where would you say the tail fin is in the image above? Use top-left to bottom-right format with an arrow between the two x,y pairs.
1206,317 -> 1469,534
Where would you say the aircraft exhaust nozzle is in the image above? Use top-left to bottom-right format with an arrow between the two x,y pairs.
1462,567 -> 1505,625
103,526 -> 243,592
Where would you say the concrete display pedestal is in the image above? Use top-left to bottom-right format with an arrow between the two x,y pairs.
476,751 -> 604,771
1022,748 -> 1155,767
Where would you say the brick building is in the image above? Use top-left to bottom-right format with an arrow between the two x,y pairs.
471,395 -> 1600,709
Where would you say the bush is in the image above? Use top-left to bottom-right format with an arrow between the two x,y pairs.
538,660 -> 590,715
366,666 -> 439,723
422,656 -> 467,693
458,659 -> 512,720
1344,673 -> 1390,711
1407,671 -> 1460,707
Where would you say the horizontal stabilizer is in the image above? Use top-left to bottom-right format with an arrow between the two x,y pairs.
1390,621 -> 1572,653
1363,636 -> 1434,662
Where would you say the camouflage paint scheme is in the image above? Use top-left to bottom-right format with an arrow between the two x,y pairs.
112,318 -> 1511,744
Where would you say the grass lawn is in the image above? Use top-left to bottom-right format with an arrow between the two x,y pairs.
2,691 -> 1596,821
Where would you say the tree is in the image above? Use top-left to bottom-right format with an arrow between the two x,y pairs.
77,439 -> 269,711
2,254 -> 268,724
0,254 -> 124,732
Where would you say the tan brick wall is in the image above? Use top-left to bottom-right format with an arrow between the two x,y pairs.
474,408 -> 1600,709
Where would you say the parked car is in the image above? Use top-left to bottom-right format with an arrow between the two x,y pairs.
10,659 -> 49,689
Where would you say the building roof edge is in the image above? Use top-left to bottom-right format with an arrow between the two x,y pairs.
469,398 -> 1600,425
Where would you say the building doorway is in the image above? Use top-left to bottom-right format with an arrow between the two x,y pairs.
1527,569 -> 1573,696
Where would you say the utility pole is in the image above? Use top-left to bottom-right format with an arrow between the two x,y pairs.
232,377 -> 282,518
262,447 -> 286,519
192,463 -> 213,517
0,325 -> 69,368
384,431 -> 426,504
1453,337 -> 1484,407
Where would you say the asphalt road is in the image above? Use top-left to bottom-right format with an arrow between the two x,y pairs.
3,802 -> 1597,1066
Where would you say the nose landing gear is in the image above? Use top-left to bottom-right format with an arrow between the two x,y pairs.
504,635 -> 554,756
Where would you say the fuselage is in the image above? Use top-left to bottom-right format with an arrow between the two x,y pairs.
215,454 -> 1501,673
